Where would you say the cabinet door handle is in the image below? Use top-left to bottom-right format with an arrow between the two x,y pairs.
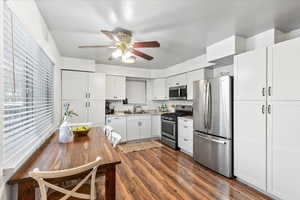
88,102 -> 91,107
262,87 -> 266,97
262,105 -> 265,114
268,87 -> 272,96
268,105 -> 271,114
86,93 -> 88,98
85,102 -> 88,107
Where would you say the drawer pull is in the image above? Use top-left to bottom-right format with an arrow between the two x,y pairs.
184,138 -> 188,141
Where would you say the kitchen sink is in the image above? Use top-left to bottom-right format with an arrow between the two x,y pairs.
124,110 -> 147,114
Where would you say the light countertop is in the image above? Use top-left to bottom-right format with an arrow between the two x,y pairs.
106,111 -> 171,117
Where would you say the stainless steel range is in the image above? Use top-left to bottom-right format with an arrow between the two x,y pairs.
161,105 -> 193,149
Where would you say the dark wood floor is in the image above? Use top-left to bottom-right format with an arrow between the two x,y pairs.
110,145 -> 271,200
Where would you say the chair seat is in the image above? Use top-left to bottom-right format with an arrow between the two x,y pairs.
47,176 -> 105,200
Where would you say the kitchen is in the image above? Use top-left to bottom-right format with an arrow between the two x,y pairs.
2,1 -> 300,200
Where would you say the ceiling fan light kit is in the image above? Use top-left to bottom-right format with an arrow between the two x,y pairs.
78,28 -> 160,64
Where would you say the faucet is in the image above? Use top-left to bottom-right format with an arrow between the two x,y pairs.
133,105 -> 143,113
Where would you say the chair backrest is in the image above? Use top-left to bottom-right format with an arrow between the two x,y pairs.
30,157 -> 102,200
110,132 -> 122,148
103,126 -> 113,141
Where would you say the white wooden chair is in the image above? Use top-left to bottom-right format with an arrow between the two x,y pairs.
30,157 -> 102,200
103,125 -> 113,138
110,132 -> 122,148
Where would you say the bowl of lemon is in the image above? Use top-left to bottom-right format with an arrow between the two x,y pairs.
72,126 -> 91,137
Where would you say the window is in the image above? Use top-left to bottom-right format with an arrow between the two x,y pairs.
2,5 -> 54,168
126,80 -> 146,104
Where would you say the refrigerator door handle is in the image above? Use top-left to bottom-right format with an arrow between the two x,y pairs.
206,82 -> 212,130
195,132 -> 227,144
203,82 -> 207,129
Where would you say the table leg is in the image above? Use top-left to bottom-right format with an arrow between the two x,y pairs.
18,181 -> 35,200
105,165 -> 116,200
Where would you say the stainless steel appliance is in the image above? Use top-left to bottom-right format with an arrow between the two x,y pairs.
161,105 -> 193,149
193,76 -> 233,178
169,85 -> 187,100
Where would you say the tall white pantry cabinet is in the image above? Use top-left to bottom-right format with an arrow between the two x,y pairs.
234,37 -> 300,200
61,70 -> 106,126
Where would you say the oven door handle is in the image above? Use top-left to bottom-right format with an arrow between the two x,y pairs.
162,119 -> 176,124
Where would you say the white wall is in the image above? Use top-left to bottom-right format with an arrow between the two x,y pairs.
283,28 -> 300,41
60,57 -> 96,72
163,55 -> 214,78
96,64 -> 152,78
96,55 -> 213,79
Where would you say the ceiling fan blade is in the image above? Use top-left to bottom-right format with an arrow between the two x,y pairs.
78,45 -> 116,48
101,30 -> 119,41
132,41 -> 160,48
130,49 -> 154,60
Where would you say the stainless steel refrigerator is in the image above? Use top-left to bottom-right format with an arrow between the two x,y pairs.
193,76 -> 233,178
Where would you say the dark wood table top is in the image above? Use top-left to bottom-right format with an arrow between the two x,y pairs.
8,127 -> 121,184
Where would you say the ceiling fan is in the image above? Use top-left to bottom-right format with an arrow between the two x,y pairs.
78,28 -> 160,63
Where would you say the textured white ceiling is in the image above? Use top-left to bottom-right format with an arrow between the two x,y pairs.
36,0 -> 300,69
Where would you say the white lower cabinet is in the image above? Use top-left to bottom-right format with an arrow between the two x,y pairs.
267,102 -> 300,200
126,116 -> 152,141
106,116 -> 127,142
178,118 -> 193,155
234,101 -> 267,191
151,115 -> 161,137
140,118 -> 152,139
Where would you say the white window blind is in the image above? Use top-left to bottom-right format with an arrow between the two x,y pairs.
126,80 -> 146,104
3,5 -> 54,168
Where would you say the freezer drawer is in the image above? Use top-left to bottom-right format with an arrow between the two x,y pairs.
193,131 -> 233,177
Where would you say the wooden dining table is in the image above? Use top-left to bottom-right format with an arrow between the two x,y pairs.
7,127 -> 121,200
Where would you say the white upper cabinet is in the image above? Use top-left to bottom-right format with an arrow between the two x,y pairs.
267,102 -> 300,199
106,75 -> 126,100
234,48 -> 267,101
268,38 -> 300,101
152,78 -> 168,100
234,101 -> 267,191
167,73 -> 187,88
88,73 -> 106,100
62,71 -> 89,100
187,69 -> 204,100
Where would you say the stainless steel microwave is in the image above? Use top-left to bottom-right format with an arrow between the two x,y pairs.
169,85 -> 187,100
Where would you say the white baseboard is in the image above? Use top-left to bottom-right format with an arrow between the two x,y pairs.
236,177 -> 281,200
